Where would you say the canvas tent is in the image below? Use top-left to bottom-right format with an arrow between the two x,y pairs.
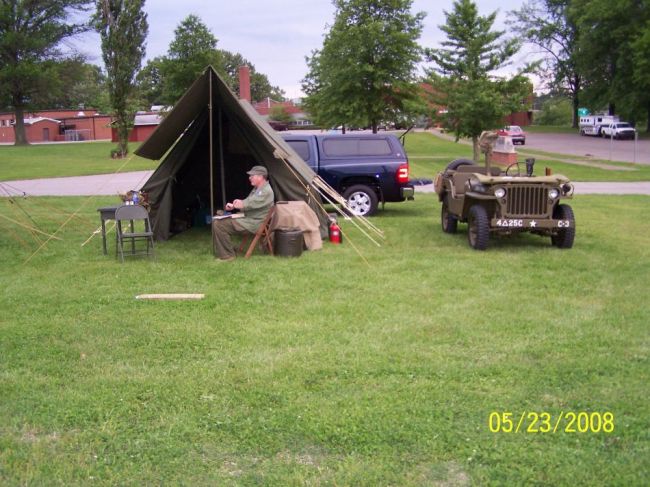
135,66 -> 327,243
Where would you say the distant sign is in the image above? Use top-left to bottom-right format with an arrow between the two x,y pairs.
578,108 -> 590,116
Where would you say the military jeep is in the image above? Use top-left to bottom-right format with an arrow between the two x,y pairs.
434,158 -> 575,250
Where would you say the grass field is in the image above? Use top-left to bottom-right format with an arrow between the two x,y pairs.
2,132 -> 650,184
0,142 -> 156,181
1,193 -> 648,485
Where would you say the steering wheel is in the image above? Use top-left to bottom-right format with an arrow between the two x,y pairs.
505,162 -> 521,176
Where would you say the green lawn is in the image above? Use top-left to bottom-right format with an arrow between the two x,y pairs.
3,132 -> 650,184
1,194 -> 648,485
0,142 -> 156,181
402,132 -> 650,182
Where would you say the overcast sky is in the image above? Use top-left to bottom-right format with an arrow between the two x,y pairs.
75,0 -> 534,99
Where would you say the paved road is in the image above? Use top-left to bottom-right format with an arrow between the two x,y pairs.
523,132 -> 650,165
0,171 -> 154,196
1,171 -> 649,197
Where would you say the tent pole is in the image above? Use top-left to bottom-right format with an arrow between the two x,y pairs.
209,70 -> 215,255
218,106 -> 226,208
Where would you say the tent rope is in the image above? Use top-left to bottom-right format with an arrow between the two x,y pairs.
25,151 -> 139,264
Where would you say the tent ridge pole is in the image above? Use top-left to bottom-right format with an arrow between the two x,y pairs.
209,70 -> 215,255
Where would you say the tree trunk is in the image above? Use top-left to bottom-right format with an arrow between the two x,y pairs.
472,136 -> 480,162
116,111 -> 129,157
341,124 -> 346,134
572,94 -> 579,129
13,105 -> 29,146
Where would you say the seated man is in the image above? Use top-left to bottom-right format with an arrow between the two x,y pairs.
212,165 -> 274,261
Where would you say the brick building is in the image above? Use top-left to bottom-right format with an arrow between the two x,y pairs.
0,109 -> 113,143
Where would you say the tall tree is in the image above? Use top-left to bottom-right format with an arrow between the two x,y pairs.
427,0 -> 531,161
303,0 -> 425,132
158,14 -> 222,104
509,0 -> 582,127
95,0 -> 148,157
0,0 -> 91,145
573,0 -> 650,130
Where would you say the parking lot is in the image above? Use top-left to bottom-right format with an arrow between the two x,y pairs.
524,132 -> 650,165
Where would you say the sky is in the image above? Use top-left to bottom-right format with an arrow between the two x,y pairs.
74,0 -> 533,100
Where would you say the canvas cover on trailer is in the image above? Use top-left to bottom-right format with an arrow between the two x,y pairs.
135,66 -> 326,241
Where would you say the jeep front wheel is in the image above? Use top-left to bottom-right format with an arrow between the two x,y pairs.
343,185 -> 378,217
467,205 -> 489,250
441,199 -> 457,233
551,204 -> 575,249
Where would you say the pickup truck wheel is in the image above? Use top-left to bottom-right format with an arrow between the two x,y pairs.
551,204 -> 575,249
467,205 -> 489,250
441,199 -> 457,233
343,185 -> 378,217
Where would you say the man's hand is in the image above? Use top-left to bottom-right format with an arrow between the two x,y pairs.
225,202 -> 234,211
232,199 -> 244,210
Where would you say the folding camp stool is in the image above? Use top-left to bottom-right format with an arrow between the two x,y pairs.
238,206 -> 275,258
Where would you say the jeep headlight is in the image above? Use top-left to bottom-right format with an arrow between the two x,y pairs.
548,188 -> 560,199
469,176 -> 486,193
494,187 -> 506,198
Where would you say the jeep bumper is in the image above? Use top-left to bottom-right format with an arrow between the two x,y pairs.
491,218 -> 573,229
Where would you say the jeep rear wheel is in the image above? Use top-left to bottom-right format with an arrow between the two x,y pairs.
441,199 -> 457,233
551,204 -> 575,249
468,205 -> 489,250
343,185 -> 378,217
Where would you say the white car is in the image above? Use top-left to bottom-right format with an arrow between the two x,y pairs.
601,122 -> 636,140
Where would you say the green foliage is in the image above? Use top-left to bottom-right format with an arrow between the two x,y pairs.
535,96 -> 573,126
573,0 -> 650,127
95,0 -> 148,158
426,0 -> 530,160
158,14 -> 222,104
268,105 -> 293,123
303,0 -> 425,132
0,193 -> 648,484
0,0 -> 93,144
137,15 -> 284,107
509,0 -> 581,127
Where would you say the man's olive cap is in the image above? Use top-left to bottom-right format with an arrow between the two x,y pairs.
247,165 -> 268,177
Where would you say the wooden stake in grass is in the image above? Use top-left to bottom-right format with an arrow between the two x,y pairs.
135,294 -> 205,300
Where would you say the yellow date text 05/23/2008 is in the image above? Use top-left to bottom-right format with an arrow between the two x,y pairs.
488,411 -> 614,433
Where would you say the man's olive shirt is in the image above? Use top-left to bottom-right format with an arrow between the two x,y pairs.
237,181 -> 274,233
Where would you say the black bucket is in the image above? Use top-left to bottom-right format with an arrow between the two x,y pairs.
274,227 -> 303,257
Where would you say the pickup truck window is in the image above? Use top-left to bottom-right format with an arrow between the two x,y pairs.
322,138 -> 392,157
288,140 -> 310,161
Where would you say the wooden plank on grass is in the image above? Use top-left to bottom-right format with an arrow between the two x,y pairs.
136,294 -> 205,300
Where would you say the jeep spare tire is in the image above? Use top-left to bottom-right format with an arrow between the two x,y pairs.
343,185 -> 378,217
445,158 -> 476,172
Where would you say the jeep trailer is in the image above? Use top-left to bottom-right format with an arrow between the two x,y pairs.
434,158 -> 576,250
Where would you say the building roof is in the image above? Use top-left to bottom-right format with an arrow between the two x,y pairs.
22,117 -> 61,125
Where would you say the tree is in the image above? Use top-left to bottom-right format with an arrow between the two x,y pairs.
509,0 -> 582,127
0,0 -> 92,145
573,0 -> 650,130
303,0 -> 425,132
95,0 -> 148,157
426,0 -> 531,161
158,14 -> 222,104
219,50 -> 285,101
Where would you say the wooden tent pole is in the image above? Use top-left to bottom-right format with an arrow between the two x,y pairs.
209,70 -> 215,255
218,106 -> 226,208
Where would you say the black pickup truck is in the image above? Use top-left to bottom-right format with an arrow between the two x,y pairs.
281,133 -> 414,216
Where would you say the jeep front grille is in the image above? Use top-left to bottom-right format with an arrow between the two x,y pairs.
505,186 -> 548,216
